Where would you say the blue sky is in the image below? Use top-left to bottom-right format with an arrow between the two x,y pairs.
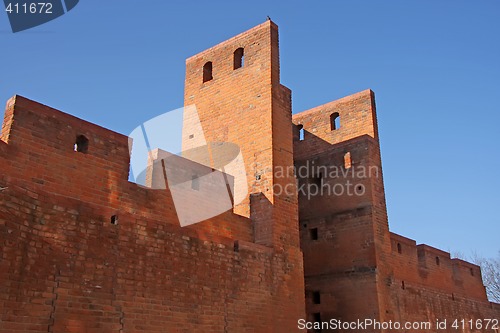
1,1 -> 498,259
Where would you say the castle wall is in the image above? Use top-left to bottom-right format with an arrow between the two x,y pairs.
293,89 -> 499,331
0,71 -> 305,333
184,20 -> 299,249
1,21 -> 498,333
388,233 -> 487,300
379,233 -> 499,332
293,90 -> 389,326
385,282 -> 500,333
0,96 -> 252,241
184,21 -> 277,217
0,178 -> 304,333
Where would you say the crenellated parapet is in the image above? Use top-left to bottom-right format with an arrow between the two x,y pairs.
389,232 -> 488,300
0,95 -> 254,242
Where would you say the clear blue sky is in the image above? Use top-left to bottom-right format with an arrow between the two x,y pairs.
1,1 -> 498,259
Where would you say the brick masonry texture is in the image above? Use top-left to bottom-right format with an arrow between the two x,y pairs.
0,20 -> 499,333
293,90 -> 500,331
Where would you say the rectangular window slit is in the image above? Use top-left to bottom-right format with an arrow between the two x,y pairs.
313,291 -> 321,304
309,228 -> 318,240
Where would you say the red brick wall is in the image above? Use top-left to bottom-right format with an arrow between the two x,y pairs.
184,21 -> 276,218
1,20 -> 498,333
1,96 -> 252,241
293,89 -> 499,331
0,21 -> 306,331
184,20 -> 299,249
0,179 -> 305,332
293,89 -> 378,160
294,90 -> 389,326
388,233 -> 487,300
380,233 -> 498,332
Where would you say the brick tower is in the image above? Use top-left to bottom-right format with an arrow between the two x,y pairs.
184,20 -> 299,249
293,90 -> 392,326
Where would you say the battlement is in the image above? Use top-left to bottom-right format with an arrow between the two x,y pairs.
292,89 -> 378,160
0,91 -> 306,332
1,95 -> 130,177
185,20 -> 281,87
389,232 -> 487,300
0,95 -> 254,242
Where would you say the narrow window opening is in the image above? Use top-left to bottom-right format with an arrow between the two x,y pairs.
309,228 -> 318,241
452,293 -> 455,301
344,152 -> 352,169
401,281 -> 405,290
310,173 -> 322,187
203,61 -> 213,83
74,135 -> 89,153
312,313 -> 322,332
189,134 -> 194,139
191,175 -> 200,190
110,215 -> 118,225
330,112 -> 340,131
470,268 -> 474,276
297,124 -> 304,141
233,48 -> 244,69
397,243 -> 402,254
233,240 -> 239,252
312,291 -> 321,304
435,256 -> 440,266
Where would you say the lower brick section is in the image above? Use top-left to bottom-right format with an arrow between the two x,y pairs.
384,280 -> 500,333
0,179 -> 305,333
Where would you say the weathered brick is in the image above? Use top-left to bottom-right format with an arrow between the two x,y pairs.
0,20 -> 498,333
